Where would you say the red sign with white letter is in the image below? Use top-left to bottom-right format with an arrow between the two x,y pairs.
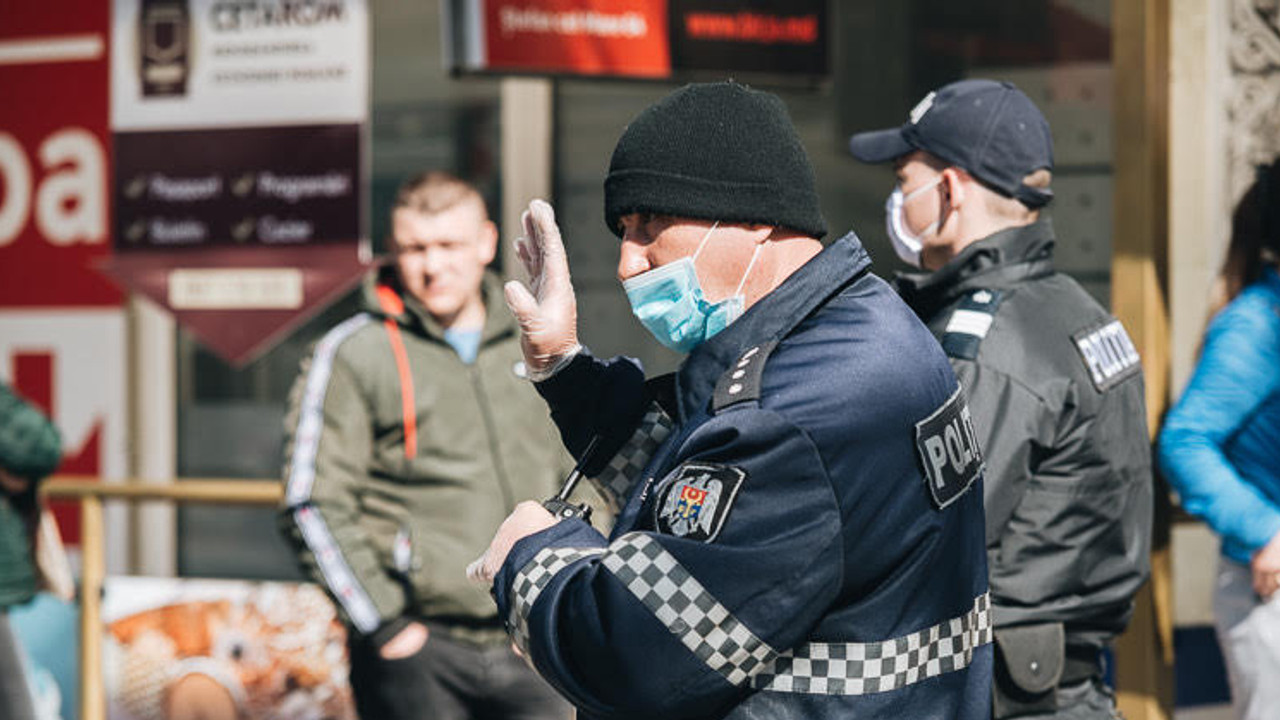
1,3 -> 128,559
0,1 -> 121,308
1,312 -> 130,551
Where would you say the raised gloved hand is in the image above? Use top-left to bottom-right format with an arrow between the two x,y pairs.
503,200 -> 582,381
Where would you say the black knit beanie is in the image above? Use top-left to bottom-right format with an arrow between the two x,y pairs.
605,82 -> 827,239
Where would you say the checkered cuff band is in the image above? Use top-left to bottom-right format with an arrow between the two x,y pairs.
602,533 -> 777,686
592,406 -> 673,505
752,592 -> 993,696
508,547 -> 605,656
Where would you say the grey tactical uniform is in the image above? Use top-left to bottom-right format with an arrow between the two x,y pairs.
897,219 -> 1152,718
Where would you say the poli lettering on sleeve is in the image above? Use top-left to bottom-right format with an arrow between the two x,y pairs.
914,389 -> 984,510
1072,319 -> 1141,392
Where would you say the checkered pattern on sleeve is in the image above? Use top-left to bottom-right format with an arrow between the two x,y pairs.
752,592 -> 992,696
508,547 -> 604,656
601,533 -> 777,686
591,406 -> 673,505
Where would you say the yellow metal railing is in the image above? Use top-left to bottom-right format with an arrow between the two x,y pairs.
41,476 -> 283,720
39,475 -> 1200,720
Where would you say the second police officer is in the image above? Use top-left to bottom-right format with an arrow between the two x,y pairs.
850,79 -> 1153,718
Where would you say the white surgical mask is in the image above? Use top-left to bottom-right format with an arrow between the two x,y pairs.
885,177 -> 942,268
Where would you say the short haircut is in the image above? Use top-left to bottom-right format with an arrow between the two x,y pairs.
984,168 -> 1052,220
393,171 -> 488,219
915,151 -> 1051,220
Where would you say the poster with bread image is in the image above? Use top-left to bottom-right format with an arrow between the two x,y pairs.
103,577 -> 356,720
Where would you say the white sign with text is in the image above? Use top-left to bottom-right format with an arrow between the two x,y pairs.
111,0 -> 369,130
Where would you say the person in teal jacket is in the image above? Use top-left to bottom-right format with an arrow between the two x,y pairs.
0,381 -> 62,720
1158,160 -> 1280,720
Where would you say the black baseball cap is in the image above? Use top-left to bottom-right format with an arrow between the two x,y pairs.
849,79 -> 1054,208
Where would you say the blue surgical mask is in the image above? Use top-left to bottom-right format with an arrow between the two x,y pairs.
622,222 -> 762,354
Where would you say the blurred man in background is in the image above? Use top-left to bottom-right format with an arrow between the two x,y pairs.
280,172 -> 600,720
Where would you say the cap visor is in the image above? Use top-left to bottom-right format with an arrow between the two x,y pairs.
848,127 -> 913,164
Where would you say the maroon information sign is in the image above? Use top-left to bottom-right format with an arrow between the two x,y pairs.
101,245 -> 366,365
100,124 -> 369,365
112,125 -> 362,251
102,0 -> 371,366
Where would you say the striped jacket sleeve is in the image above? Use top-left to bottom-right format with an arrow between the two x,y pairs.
278,316 -> 407,639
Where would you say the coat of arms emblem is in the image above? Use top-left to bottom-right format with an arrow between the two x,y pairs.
654,463 -> 745,542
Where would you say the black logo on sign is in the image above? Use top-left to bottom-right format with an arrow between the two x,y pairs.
140,0 -> 190,97
914,389 -> 983,510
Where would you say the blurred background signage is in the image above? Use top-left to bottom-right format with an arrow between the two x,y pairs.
0,4 -> 119,309
102,0 -> 371,365
0,0 -> 130,559
444,0 -> 827,80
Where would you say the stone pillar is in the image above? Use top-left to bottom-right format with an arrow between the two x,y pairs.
1228,0 -> 1280,203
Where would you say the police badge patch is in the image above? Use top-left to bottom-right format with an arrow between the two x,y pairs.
654,463 -> 746,542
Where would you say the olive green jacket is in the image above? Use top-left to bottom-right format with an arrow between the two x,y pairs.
0,382 -> 62,608
279,269 -> 604,642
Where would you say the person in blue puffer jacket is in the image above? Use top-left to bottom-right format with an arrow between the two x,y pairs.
1158,159 -> 1280,720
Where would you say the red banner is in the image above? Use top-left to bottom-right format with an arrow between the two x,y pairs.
484,0 -> 670,77
0,1 -> 121,308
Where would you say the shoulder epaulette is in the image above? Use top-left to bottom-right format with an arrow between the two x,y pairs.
712,340 -> 778,413
941,288 -> 1004,360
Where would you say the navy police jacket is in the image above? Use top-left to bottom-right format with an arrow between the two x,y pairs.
493,233 -> 993,719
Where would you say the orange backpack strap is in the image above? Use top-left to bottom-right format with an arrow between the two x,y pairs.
376,285 -> 417,459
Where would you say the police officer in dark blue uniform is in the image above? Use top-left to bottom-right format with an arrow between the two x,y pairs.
471,82 -> 993,719
850,79 -> 1153,719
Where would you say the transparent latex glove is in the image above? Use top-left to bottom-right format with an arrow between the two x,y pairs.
503,200 -> 581,381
